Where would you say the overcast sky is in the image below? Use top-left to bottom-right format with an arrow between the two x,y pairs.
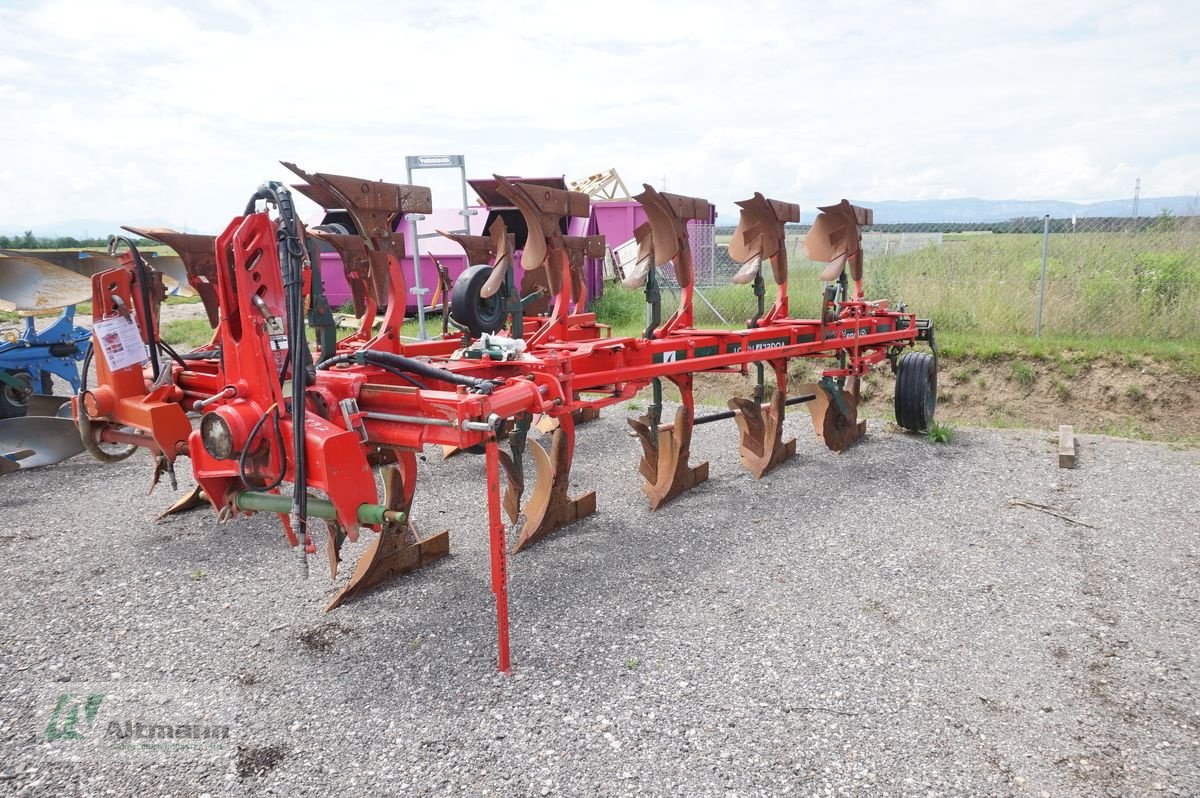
1,0 -> 1197,232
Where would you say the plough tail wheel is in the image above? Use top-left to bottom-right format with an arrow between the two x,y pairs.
895,351 -> 937,432
798,382 -> 865,453
450,264 -> 506,338
324,457 -> 449,611
0,370 -> 32,419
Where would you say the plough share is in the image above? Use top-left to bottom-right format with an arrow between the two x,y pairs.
71,164 -> 937,671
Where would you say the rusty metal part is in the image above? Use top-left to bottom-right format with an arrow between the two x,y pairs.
122,227 -> 221,327
798,381 -> 865,452
157,485 -> 208,520
627,406 -> 710,510
728,387 -> 797,478
803,200 -> 873,283
284,164 -> 433,239
729,193 -> 799,286
306,227 -> 384,315
534,406 -> 600,435
0,255 -> 93,312
620,222 -> 656,289
496,448 -> 523,523
492,175 -> 589,308
632,184 -> 708,284
563,234 -> 605,308
283,162 -> 432,318
325,453 -> 449,610
513,417 -> 596,553
438,216 -> 515,300
147,256 -> 197,297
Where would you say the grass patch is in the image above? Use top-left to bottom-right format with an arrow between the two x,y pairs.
161,319 -> 214,348
1010,360 -> 1036,387
925,420 -> 955,443
937,331 -> 1200,376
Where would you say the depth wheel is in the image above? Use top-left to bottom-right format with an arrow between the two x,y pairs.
895,352 -> 937,432
0,370 -> 33,419
450,264 -> 505,338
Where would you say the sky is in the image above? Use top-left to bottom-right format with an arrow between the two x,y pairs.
0,0 -> 1197,233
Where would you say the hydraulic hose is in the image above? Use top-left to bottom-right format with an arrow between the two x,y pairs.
315,351 -> 496,395
246,180 -> 310,577
107,235 -> 162,381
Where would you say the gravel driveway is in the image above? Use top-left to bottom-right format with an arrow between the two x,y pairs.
0,411 -> 1197,797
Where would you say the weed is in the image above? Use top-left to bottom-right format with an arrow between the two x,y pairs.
627,658 -> 640,670
1011,361 -> 1036,387
951,365 -> 980,383
1126,384 -> 1145,401
190,569 -> 205,581
627,399 -> 642,411
925,420 -> 955,443
1052,379 -> 1072,401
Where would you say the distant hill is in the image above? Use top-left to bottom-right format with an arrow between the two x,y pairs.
848,196 -> 1199,224
0,217 -> 183,238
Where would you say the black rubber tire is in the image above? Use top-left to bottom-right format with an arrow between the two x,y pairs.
895,351 -> 937,432
450,264 -> 505,338
0,370 -> 33,419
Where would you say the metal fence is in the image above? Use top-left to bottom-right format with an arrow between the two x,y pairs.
625,214 -> 1200,340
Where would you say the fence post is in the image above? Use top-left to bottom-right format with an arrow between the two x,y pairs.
1035,214 -> 1050,337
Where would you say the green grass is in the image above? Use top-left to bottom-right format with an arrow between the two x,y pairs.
925,420 -> 955,443
1010,360 -> 1036,387
935,331 -> 1200,375
161,319 -> 215,348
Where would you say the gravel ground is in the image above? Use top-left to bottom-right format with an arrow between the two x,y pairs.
0,411 -> 1197,797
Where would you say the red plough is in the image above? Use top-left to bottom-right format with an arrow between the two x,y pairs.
74,165 -> 938,672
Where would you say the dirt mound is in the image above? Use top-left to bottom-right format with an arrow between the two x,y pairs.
693,352 -> 1200,444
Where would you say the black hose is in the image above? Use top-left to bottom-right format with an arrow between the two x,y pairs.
246,180 -> 310,572
315,351 -> 495,394
237,404 -> 286,492
108,235 -> 162,381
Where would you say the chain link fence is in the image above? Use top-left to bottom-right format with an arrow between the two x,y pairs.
611,214 -> 1199,340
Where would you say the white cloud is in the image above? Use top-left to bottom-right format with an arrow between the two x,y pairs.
0,0 -> 1196,231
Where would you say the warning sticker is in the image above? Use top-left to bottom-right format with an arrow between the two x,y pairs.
93,316 -> 148,371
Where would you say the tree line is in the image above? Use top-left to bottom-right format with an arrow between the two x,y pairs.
0,231 -> 156,250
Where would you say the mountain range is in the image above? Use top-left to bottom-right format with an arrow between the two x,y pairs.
5,196 -> 1198,235
844,195 -> 1198,224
